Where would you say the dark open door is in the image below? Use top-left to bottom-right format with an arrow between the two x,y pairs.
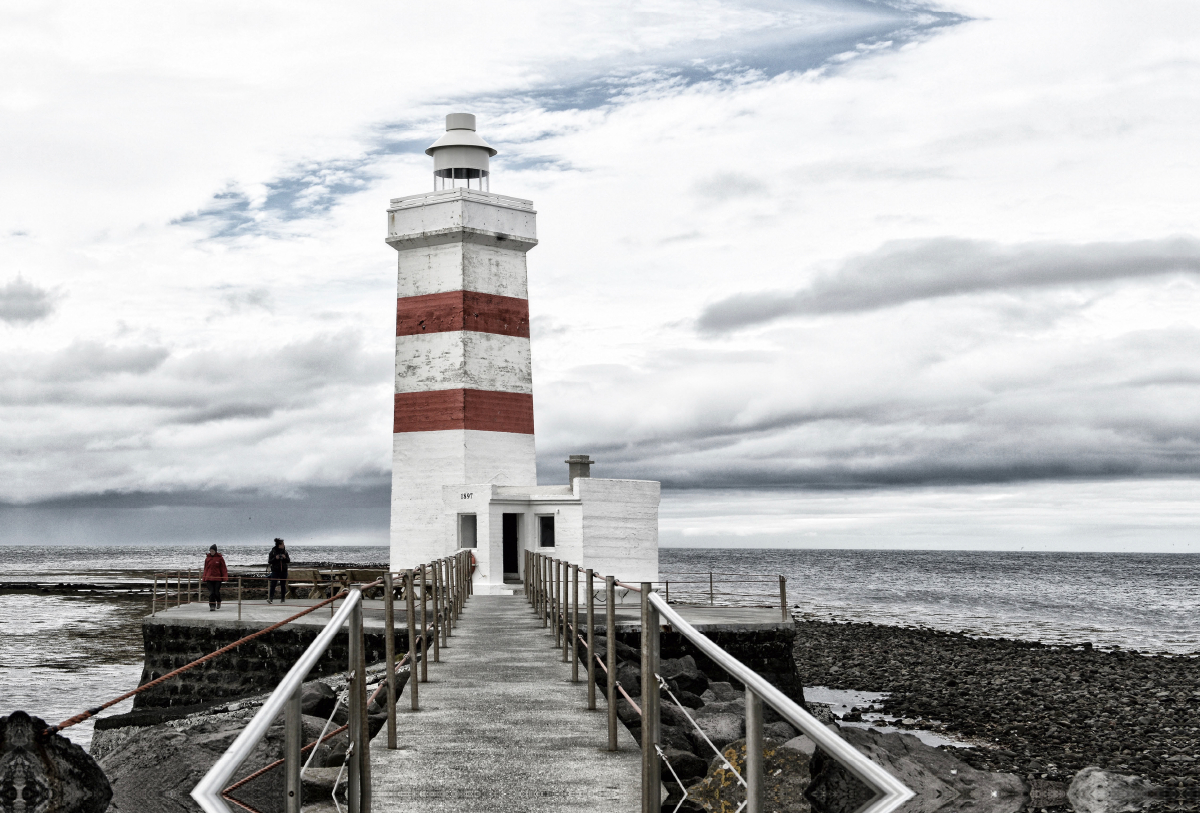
502,513 -> 520,577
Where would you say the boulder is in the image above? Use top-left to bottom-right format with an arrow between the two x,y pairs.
1067,767 -> 1162,813
616,662 -> 642,697
660,746 -> 709,784
660,656 -> 710,696
688,701 -> 745,752
300,680 -> 338,719
687,737 -> 813,813
90,697 -> 373,812
764,721 -> 798,742
702,682 -> 742,703
809,726 -> 1029,813
1,711 -> 112,813
591,636 -> 640,664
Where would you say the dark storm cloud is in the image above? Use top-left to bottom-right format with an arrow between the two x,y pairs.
0,485 -> 389,546
698,236 -> 1200,332
534,325 -> 1200,490
0,276 -> 57,324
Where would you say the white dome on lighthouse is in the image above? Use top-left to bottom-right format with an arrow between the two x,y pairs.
427,113 -> 496,192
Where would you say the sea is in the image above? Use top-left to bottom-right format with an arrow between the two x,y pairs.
2,545 -> 1196,748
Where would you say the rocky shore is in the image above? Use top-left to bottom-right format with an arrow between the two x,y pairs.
792,618 -> 1199,805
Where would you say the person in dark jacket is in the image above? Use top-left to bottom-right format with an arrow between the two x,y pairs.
202,544 -> 228,611
267,537 -> 290,604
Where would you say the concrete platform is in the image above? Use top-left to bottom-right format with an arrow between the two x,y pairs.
369,594 -> 642,812
149,595 -> 792,634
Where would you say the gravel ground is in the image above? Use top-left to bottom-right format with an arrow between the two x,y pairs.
792,618 -> 1199,801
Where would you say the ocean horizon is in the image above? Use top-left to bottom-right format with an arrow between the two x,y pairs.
3,545 -> 1196,748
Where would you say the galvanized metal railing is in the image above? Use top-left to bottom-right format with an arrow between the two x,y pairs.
150,569 -> 200,615
191,551 -> 473,813
525,550 -> 913,813
656,572 -> 788,619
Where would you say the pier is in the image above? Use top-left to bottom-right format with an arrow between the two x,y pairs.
371,594 -> 641,811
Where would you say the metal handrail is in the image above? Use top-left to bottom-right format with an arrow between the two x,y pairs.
191,589 -> 367,813
525,550 -> 911,813
191,550 -> 473,813
648,592 -> 914,813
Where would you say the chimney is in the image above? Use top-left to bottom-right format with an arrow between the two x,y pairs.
566,454 -> 594,482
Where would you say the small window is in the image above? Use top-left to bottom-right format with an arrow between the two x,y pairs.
459,514 -> 477,548
538,515 -> 555,548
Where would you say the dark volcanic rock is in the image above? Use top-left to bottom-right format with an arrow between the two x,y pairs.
812,727 -> 1028,813
792,618 -> 1200,793
0,711 -> 112,813
1068,766 -> 1163,813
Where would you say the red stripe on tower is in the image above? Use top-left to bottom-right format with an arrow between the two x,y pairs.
393,389 -> 535,434
396,291 -> 530,338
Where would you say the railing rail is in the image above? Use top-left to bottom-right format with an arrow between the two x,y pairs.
525,550 -> 913,813
150,569 -> 200,615
191,551 -> 474,813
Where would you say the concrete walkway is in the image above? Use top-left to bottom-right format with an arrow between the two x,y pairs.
370,594 -> 641,812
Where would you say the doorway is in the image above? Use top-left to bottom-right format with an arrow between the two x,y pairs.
502,513 -> 520,581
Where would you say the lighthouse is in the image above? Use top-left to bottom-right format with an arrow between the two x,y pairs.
387,113 -> 659,592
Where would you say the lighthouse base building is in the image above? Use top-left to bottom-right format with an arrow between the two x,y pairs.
387,115 -> 659,593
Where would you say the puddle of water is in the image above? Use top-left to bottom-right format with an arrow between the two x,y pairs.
805,685 -> 973,749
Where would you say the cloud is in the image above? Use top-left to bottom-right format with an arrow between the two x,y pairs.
692,172 -> 767,201
0,276 -> 57,324
698,236 -> 1200,332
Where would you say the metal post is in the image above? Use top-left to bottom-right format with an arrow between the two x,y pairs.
356,597 -> 372,813
606,575 -> 617,751
419,564 -> 429,682
550,559 -> 558,644
384,572 -> 397,750
641,582 -> 660,813
347,593 -> 363,813
561,562 -> 569,663
540,556 -> 547,626
709,571 -> 714,606
285,685 -> 302,813
571,565 -> 579,681
176,571 -> 182,607
441,559 -> 450,642
779,575 -> 788,621
586,569 -> 595,709
436,563 -> 446,666
745,688 -> 764,813
405,570 -> 418,710
151,574 -> 157,616
237,577 -> 242,621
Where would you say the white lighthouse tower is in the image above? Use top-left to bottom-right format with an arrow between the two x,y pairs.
387,113 -> 659,592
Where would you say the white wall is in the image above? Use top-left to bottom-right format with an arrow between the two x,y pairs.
390,431 -> 535,570
578,478 -> 660,583
394,332 -> 531,394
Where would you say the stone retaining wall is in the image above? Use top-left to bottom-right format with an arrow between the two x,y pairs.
614,625 -> 803,703
135,619 -> 410,709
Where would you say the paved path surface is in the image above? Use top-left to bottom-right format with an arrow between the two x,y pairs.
370,594 -> 642,812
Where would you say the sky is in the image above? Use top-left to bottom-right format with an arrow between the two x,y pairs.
2,0 -> 1198,551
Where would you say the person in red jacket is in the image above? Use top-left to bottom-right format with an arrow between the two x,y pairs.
202,544 -> 229,611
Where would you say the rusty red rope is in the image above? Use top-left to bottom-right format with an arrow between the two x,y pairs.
47,578 -> 386,735
220,624 -> 429,803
